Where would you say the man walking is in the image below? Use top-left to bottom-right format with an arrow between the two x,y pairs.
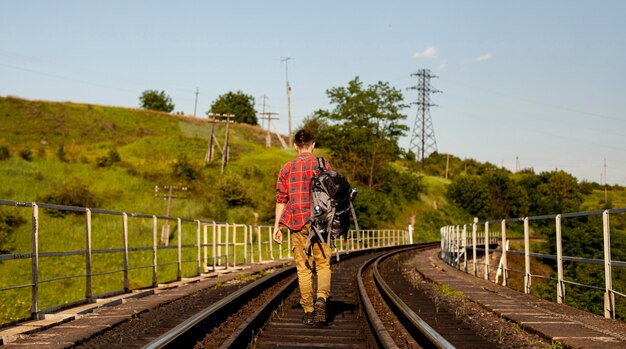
273,129 -> 331,326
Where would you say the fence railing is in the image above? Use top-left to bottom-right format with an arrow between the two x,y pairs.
0,199 -> 410,325
440,208 -> 626,320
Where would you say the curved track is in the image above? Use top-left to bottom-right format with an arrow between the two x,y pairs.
142,243 -> 458,348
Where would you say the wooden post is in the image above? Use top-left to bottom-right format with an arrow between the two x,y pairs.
219,114 -> 235,173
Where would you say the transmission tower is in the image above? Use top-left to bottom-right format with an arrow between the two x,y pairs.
407,69 -> 441,162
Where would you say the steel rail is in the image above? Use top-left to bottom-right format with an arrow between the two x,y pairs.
142,246 -> 404,348
357,253 -> 400,349
142,265 -> 296,349
372,244 -> 455,349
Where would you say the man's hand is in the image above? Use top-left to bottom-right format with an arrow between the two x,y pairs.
273,227 -> 283,244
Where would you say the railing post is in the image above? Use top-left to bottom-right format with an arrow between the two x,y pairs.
31,203 -> 39,318
524,217 -> 531,294
177,218 -> 182,280
472,218 -> 478,277
268,226 -> 274,260
217,224 -> 222,266
287,229 -> 292,258
484,222 -> 490,281
455,225 -> 460,269
243,225 -> 248,264
85,208 -> 93,302
203,224 -> 209,272
225,223 -> 230,269
152,216 -> 158,287
446,228 -> 451,264
196,220 -> 201,276
248,226 -> 254,263
213,223 -> 217,270
603,210 -> 615,319
256,227 -> 263,263
278,226 -> 283,259
501,220 -> 508,286
556,215 -> 564,304
122,213 -> 130,292
462,224 -> 468,273
232,224 -> 237,268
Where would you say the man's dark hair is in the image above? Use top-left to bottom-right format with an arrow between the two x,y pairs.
294,129 -> 315,148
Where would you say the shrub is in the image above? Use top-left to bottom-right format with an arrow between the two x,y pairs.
19,148 -> 32,161
38,179 -> 98,217
108,148 -> 121,163
0,145 -> 10,160
0,209 -> 26,254
57,144 -> 68,162
95,156 -> 112,167
95,148 -> 121,168
172,155 -> 199,181
216,174 -> 252,207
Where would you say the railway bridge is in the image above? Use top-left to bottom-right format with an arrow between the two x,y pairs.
0,200 -> 625,348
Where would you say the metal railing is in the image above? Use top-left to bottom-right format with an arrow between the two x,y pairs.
440,208 -> 626,319
0,199 -> 410,325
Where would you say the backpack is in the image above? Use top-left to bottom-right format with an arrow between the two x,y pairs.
306,157 -> 358,250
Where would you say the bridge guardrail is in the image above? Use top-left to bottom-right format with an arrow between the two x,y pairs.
0,199 -> 410,325
440,208 -> 626,320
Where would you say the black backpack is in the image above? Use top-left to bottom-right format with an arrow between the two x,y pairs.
307,157 -> 357,249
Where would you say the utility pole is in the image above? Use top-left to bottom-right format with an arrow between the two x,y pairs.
205,113 -> 229,163
407,69 -> 441,163
259,114 -> 280,147
281,57 -> 293,146
258,95 -> 281,147
270,119 -> 288,149
220,114 -> 235,174
193,88 -> 199,117
154,185 -> 189,245
604,158 -> 608,204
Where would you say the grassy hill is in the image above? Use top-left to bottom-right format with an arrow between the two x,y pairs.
2,96 -> 626,323
0,97 -> 288,222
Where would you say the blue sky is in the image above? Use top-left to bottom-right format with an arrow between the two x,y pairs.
2,1 -> 626,184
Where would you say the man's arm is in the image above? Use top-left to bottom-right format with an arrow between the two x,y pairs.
273,203 -> 286,244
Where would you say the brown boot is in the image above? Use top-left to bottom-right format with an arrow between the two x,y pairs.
314,298 -> 327,326
302,311 -> 314,326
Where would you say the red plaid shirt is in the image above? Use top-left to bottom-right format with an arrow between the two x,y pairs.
275,152 -> 330,231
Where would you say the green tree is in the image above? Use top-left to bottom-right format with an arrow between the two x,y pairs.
446,175 -> 489,218
537,170 -> 582,214
315,77 -> 409,189
208,91 -> 257,125
483,171 -> 529,219
139,90 -> 175,112
299,113 -> 330,147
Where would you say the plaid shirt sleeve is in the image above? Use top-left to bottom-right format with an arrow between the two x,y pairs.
275,165 -> 289,204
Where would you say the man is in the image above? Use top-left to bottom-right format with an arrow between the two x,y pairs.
273,129 -> 331,326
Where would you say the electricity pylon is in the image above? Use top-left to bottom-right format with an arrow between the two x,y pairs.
407,69 -> 440,162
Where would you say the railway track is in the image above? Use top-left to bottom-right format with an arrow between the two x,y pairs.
141,242 -> 468,349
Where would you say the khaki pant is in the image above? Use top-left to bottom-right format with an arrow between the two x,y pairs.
291,224 -> 331,313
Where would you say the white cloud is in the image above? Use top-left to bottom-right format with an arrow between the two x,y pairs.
413,46 -> 437,58
474,53 -> 493,62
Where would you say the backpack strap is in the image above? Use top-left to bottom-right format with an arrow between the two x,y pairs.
316,157 -> 326,173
